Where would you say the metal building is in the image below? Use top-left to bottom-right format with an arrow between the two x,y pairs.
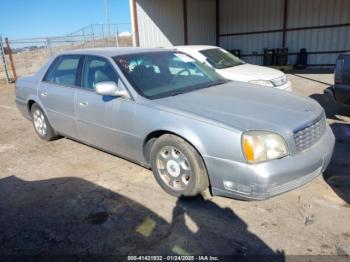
129,0 -> 350,66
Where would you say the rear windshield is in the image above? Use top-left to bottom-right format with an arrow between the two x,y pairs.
200,48 -> 244,69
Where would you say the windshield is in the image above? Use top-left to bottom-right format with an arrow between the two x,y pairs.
200,48 -> 244,69
113,51 -> 226,99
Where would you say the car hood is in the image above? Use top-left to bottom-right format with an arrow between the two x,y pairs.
217,64 -> 284,81
153,82 -> 323,133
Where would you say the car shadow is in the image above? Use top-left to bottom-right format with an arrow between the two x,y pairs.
309,93 -> 350,121
308,92 -> 350,205
323,123 -> 350,205
0,176 -> 285,259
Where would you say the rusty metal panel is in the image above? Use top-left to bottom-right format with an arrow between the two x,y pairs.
136,0 -> 184,47
187,0 -> 216,45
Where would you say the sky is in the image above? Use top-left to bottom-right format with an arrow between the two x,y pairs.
0,0 -> 131,39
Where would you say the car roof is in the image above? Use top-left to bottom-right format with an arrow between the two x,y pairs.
175,45 -> 220,51
60,47 -> 176,57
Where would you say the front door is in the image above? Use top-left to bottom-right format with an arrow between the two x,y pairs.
75,55 -> 136,156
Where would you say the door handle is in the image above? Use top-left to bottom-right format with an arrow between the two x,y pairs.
79,101 -> 88,107
40,92 -> 48,97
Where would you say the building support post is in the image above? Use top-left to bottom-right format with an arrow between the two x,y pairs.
183,0 -> 188,45
131,0 -> 140,47
5,37 -> 16,82
216,0 -> 220,46
282,0 -> 289,47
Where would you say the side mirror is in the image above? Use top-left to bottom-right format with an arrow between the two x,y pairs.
95,81 -> 130,99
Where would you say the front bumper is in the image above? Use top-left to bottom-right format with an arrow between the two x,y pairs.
204,125 -> 335,200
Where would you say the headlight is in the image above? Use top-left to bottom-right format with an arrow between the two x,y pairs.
271,75 -> 287,86
249,80 -> 274,87
242,131 -> 288,163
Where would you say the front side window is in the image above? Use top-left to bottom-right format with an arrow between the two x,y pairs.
114,51 -> 226,99
82,56 -> 118,90
200,48 -> 244,69
44,55 -> 80,86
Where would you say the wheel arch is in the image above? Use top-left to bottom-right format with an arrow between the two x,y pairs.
143,129 -> 207,167
143,129 -> 212,194
27,99 -> 36,115
26,97 -> 48,119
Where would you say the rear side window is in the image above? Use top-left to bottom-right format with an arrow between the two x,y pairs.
82,56 -> 118,90
44,55 -> 81,86
343,57 -> 350,84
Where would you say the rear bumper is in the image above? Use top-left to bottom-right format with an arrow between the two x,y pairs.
16,97 -> 31,120
205,125 -> 335,200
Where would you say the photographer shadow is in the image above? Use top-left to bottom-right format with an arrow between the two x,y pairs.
0,176 -> 284,259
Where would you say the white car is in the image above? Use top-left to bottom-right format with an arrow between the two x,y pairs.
175,45 -> 292,92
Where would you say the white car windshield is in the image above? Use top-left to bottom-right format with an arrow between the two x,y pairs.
114,51 -> 227,99
200,48 -> 244,69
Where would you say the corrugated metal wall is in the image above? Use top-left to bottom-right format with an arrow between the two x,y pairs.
286,0 -> 350,65
136,0 -> 184,47
219,0 -> 284,64
220,0 -> 284,33
187,0 -> 216,45
136,0 -> 216,47
135,0 -> 350,65
218,0 -> 350,65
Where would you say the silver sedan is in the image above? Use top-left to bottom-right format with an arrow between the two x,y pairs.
15,48 -> 335,200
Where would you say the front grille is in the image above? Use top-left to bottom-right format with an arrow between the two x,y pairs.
271,75 -> 287,86
294,114 -> 327,152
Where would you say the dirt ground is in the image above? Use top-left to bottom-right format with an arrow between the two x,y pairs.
0,71 -> 350,258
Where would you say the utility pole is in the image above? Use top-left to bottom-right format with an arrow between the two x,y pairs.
104,0 -> 111,37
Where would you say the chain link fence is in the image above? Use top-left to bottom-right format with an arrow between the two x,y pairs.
0,23 -> 132,84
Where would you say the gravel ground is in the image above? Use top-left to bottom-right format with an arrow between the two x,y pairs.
0,72 -> 349,258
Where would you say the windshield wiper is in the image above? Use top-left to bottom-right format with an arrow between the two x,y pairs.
168,90 -> 187,97
207,80 -> 228,88
168,80 -> 228,97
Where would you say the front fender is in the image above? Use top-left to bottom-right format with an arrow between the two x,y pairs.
137,105 -> 244,163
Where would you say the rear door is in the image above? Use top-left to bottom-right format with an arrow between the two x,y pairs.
39,55 -> 82,137
75,55 -> 137,156
334,55 -> 350,105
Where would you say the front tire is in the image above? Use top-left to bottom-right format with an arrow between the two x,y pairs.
31,104 -> 58,141
150,134 -> 209,197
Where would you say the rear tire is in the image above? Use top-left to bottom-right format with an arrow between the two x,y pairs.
31,104 -> 58,141
150,134 -> 209,197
